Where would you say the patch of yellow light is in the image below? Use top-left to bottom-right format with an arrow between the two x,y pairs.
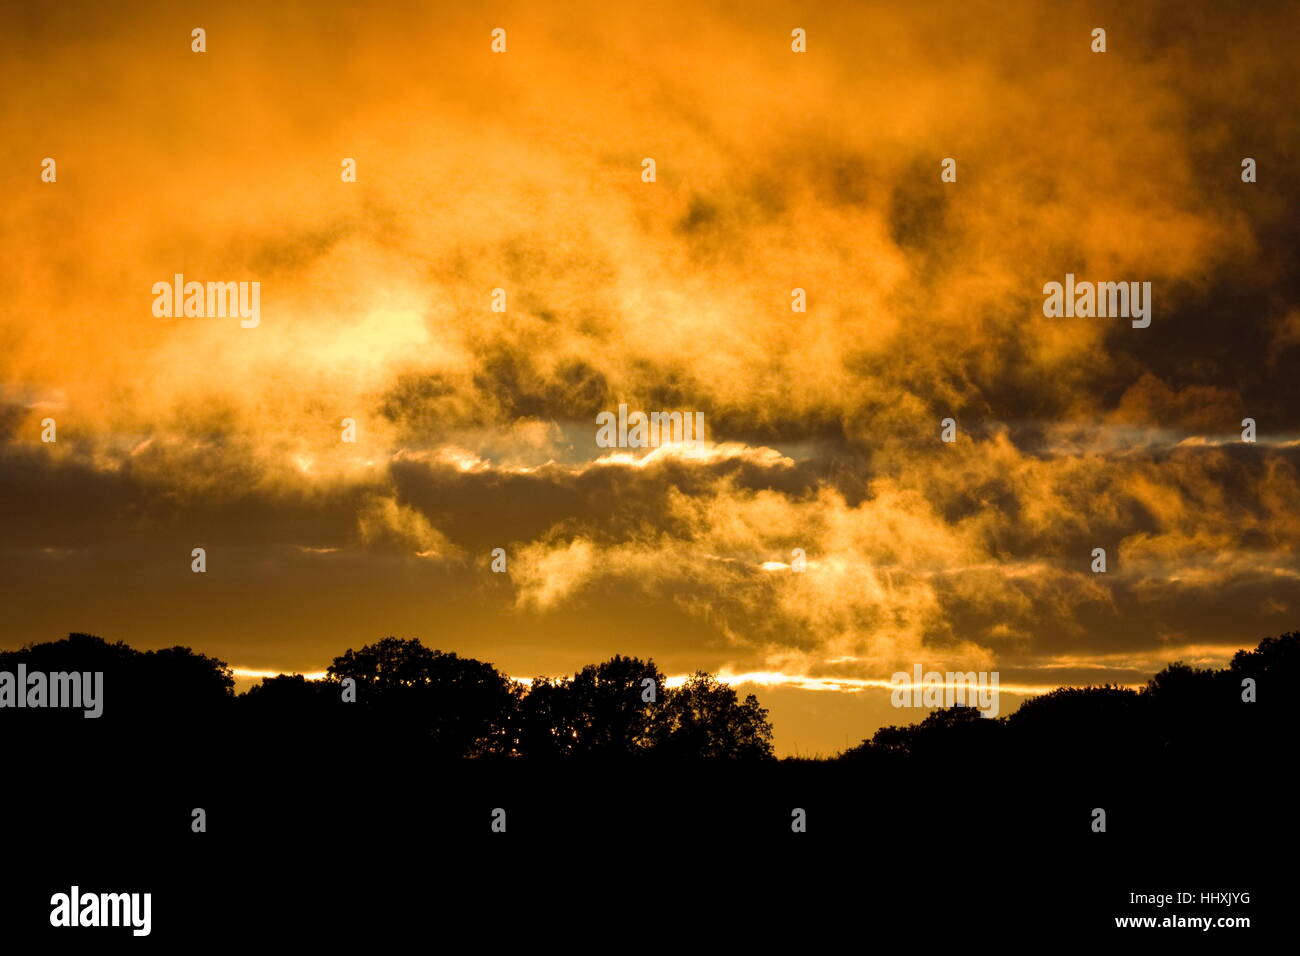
711,671 -> 1056,695
594,441 -> 793,470
232,667 -> 329,681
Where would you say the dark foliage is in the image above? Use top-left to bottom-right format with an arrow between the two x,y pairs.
838,631 -> 1299,776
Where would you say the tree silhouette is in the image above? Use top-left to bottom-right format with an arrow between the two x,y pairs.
325,636 -> 515,757
510,676 -> 578,758
238,672 -> 345,750
653,672 -> 774,759
0,632 -> 233,724
839,631 -> 1300,771
547,654 -> 665,758
842,702 -> 998,766
1229,631 -> 1299,687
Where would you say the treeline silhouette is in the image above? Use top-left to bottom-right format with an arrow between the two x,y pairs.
5,630 -> 1295,911
839,631 -> 1299,773
3,630 -> 1296,768
1,633 -> 774,760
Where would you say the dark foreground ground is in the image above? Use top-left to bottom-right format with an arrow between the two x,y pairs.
2,739 -> 1288,947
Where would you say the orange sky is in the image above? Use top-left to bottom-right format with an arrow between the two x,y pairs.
2,0 -> 1298,754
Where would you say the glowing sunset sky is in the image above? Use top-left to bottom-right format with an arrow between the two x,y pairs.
1,0 -> 1297,754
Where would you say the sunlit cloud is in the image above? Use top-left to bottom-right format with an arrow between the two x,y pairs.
2,0 -> 1297,755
